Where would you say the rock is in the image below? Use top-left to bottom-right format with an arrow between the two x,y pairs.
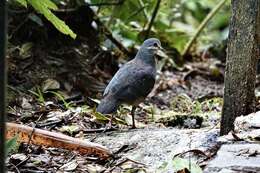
204,144 -> 260,173
42,78 -> 60,92
218,112 -> 260,143
234,111 -> 260,131
155,111 -> 203,128
93,128 -> 219,171
21,97 -> 32,109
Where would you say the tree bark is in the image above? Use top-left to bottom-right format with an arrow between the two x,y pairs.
220,0 -> 260,135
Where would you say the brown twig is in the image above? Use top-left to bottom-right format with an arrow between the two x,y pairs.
89,8 -> 130,56
144,0 -> 161,39
10,163 -> 21,173
127,4 -> 149,21
15,156 -> 30,168
174,149 -> 210,159
97,23 -> 130,54
96,21 -> 130,55
109,157 -> 147,172
83,127 -> 117,133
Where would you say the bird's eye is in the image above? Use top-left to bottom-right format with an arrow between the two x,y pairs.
153,43 -> 158,47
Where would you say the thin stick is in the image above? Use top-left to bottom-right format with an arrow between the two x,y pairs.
89,0 -> 125,7
0,1 -> 7,172
181,0 -> 228,56
127,4 -> 149,22
138,0 -> 149,20
87,6 -> 130,56
144,0 -> 161,39
94,17 -> 130,56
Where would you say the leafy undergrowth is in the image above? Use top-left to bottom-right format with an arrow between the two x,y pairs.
8,57 -> 225,131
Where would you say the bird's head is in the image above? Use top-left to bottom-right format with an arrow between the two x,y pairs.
136,38 -> 166,65
141,38 -> 164,54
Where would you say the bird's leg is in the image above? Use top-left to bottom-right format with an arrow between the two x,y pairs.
131,106 -> 137,129
107,114 -> 114,129
108,114 -> 114,129
102,114 -> 114,133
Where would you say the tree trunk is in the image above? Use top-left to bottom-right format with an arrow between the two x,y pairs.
220,0 -> 260,135
0,0 -> 7,171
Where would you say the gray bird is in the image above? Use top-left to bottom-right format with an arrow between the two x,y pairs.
97,38 -> 163,128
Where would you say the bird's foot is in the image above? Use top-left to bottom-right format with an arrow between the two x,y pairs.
131,120 -> 136,129
102,115 -> 119,132
101,120 -> 113,133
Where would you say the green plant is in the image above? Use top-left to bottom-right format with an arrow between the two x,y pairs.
93,0 -> 230,54
14,0 -> 76,39
5,136 -> 19,156
47,91 -> 74,109
170,94 -> 223,115
158,157 -> 202,173
201,97 -> 223,112
29,88 -> 75,109
29,87 -> 45,105
181,0 -> 228,56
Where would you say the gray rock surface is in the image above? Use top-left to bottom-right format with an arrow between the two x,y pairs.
93,128 -> 219,170
204,143 -> 260,173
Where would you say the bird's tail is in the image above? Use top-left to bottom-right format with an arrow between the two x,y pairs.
96,96 -> 119,114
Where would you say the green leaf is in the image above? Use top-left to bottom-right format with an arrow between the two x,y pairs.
40,0 -> 58,10
172,157 -> 202,173
16,0 -> 27,7
27,0 -> 76,39
158,157 -> 202,173
5,136 -> 19,156
28,13 -> 44,26
93,111 -> 110,122
59,125 -> 80,135
19,42 -> 33,58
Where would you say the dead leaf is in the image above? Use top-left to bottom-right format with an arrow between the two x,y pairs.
21,97 -> 32,109
60,160 -> 78,171
59,125 -> 80,135
19,42 -> 33,59
42,79 -> 60,92
10,153 -> 27,162
86,164 -> 106,173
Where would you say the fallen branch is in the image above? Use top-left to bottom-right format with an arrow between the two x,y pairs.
6,123 -> 112,160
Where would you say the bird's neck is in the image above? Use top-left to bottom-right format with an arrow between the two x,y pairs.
135,49 -> 156,66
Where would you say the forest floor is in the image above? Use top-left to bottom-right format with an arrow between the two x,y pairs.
6,10 -> 260,173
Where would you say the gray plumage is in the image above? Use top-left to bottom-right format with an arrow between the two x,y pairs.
97,38 -> 162,127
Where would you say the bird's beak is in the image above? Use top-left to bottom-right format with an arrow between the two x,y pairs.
156,46 -> 167,58
158,45 -> 164,51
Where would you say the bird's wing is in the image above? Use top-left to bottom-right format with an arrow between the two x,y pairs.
116,69 -> 155,103
103,62 -> 134,96
103,62 -> 156,103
